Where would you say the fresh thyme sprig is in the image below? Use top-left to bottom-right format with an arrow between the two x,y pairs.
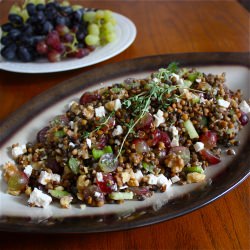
82,111 -> 115,139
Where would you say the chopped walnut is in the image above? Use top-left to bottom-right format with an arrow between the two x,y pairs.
121,172 -> 131,183
165,153 -> 185,173
82,105 -> 94,120
60,195 -> 73,209
105,100 -> 115,111
127,178 -> 139,187
129,153 -> 143,166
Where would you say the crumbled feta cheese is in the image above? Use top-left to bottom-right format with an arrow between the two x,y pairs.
23,165 -> 33,177
153,109 -> 165,127
114,99 -> 122,111
112,125 -> 123,136
193,142 -> 204,152
96,172 -> 103,182
134,170 -> 143,182
95,106 -> 106,117
171,73 -> 180,81
11,144 -> 27,158
69,121 -> 74,129
94,191 -> 102,198
157,174 -> 172,189
114,139 -> 121,145
196,78 -> 201,83
86,138 -> 91,149
239,100 -> 250,113
28,188 -> 52,208
69,142 -> 75,148
147,174 -> 158,185
218,99 -> 230,108
171,137 -> 179,147
170,126 -> 179,147
119,185 -> 128,190
171,175 -> 180,183
38,171 -> 61,185
152,77 -> 160,83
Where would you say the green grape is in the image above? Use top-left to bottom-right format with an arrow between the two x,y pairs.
72,5 -> 83,11
85,34 -> 100,46
9,4 -> 22,15
103,22 -> 115,33
20,9 -> 29,22
84,11 -> 96,23
103,10 -> 113,21
106,32 -> 116,43
95,10 -> 105,19
61,0 -> 70,7
88,23 -> 100,36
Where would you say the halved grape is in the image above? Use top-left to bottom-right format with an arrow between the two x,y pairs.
170,146 -> 191,165
98,153 -> 118,173
8,171 -> 28,192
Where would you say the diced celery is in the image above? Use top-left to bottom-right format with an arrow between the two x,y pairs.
184,166 -> 204,174
92,146 -> 113,160
68,157 -> 79,174
109,192 -> 133,200
142,162 -> 154,173
49,190 -> 70,199
184,119 -> 199,139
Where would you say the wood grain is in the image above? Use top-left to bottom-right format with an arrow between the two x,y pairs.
0,1 -> 249,249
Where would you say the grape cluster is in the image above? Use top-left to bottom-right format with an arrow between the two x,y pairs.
0,0 -> 117,63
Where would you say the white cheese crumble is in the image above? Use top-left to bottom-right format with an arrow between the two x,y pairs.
119,185 -> 128,190
171,175 -> 180,183
28,188 -> 52,208
218,99 -> 230,108
134,170 -> 143,182
147,174 -> 158,185
153,109 -> 165,127
114,139 -> 121,145
95,106 -> 106,117
171,73 -> 180,81
86,138 -> 92,149
38,171 -> 61,185
239,100 -> 250,114
193,142 -> 204,152
196,78 -> 201,83
69,142 -> 75,148
94,191 -> 102,198
69,121 -> 74,129
112,125 -> 123,136
114,99 -> 122,111
96,172 -> 103,182
157,174 -> 172,189
170,126 -> 179,147
11,144 -> 27,158
23,165 -> 33,177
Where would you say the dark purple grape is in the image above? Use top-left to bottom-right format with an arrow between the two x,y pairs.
55,16 -> 67,26
8,28 -> 21,40
37,126 -> 49,143
60,6 -> 73,15
37,11 -> 46,23
36,4 -> 45,11
1,36 -> 12,46
1,23 -> 13,32
20,36 -> 35,46
239,112 -> 249,126
42,21 -> 54,34
17,46 -> 34,62
8,14 -> 23,26
27,15 -> 39,25
1,44 -> 17,60
72,10 -> 83,23
62,33 -> 74,43
22,24 -> 34,35
26,3 -> 36,16
47,157 -> 63,174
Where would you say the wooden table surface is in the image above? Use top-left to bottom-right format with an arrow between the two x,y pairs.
0,0 -> 249,249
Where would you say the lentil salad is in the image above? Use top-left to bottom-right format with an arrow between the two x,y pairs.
3,63 -> 250,209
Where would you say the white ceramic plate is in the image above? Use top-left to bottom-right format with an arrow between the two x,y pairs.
0,53 -> 249,233
0,12 -> 136,73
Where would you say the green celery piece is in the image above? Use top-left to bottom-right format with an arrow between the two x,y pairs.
142,162 -> 154,173
68,157 -> 79,174
184,119 -> 199,139
109,192 -> 133,200
49,190 -> 70,199
184,166 -> 204,174
54,130 -> 66,137
92,146 -> 113,160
